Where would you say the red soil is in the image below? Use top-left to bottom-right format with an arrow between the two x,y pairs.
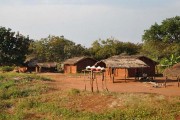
39,73 -> 180,96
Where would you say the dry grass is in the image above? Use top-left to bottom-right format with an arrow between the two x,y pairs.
0,73 -> 180,120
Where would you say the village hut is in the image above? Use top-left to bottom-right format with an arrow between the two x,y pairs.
163,63 -> 180,87
24,57 -> 38,72
163,63 -> 180,77
36,62 -> 57,73
25,58 -> 57,73
63,56 -> 97,74
95,55 -> 157,80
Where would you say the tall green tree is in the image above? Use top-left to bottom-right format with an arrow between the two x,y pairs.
141,16 -> 180,60
29,35 -> 87,62
0,27 -> 31,65
89,38 -> 141,60
160,54 -> 180,68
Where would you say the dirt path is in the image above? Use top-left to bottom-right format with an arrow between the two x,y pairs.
40,73 -> 180,96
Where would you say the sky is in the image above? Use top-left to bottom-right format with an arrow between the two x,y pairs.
0,0 -> 180,47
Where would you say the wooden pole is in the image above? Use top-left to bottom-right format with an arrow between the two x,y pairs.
112,68 -> 115,83
104,71 -> 108,91
91,70 -> 94,92
125,68 -> 127,82
165,76 -> 167,88
102,72 -> 104,90
83,70 -> 86,91
95,73 -> 99,92
178,76 -> 179,87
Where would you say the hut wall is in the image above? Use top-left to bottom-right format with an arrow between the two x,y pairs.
115,68 -> 127,77
76,58 -> 97,72
64,65 -> 77,74
138,57 -> 156,76
105,68 -> 128,78
71,66 -> 77,74
128,68 -> 144,77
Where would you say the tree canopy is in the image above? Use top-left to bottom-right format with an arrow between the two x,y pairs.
0,26 -> 31,65
89,38 -> 142,60
141,16 -> 180,60
29,35 -> 87,62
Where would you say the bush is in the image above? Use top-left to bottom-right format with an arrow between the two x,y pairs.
68,88 -> 80,95
0,66 -> 14,72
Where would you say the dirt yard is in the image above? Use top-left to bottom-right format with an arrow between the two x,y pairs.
39,73 -> 180,96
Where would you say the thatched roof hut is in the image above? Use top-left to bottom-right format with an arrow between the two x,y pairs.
37,62 -> 57,68
95,55 -> 157,79
63,56 -> 90,65
95,55 -> 150,68
163,63 -> 180,77
100,55 -> 149,68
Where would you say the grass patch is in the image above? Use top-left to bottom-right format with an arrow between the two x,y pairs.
68,88 -> 80,95
0,72 -> 180,119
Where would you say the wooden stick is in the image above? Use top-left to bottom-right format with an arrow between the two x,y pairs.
165,76 -> 167,88
83,70 -> 86,91
104,71 -> 108,91
102,72 -> 104,90
178,76 -> 179,87
95,73 -> 99,92
125,69 -> 127,82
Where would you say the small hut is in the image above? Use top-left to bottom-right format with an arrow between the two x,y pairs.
63,56 -> 97,74
163,63 -> 180,87
95,55 -> 157,81
36,62 -> 57,73
163,63 -> 180,77
25,58 -> 57,73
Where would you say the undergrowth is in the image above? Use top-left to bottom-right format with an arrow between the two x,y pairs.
0,73 -> 180,120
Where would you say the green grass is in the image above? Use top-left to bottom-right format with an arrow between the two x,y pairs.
0,72 -> 180,120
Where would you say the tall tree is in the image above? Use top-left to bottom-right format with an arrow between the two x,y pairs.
89,38 -> 141,60
141,16 -> 180,60
29,35 -> 87,62
0,27 -> 31,65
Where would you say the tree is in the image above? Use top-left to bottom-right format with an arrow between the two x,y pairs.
141,16 -> 180,60
0,26 -> 31,65
29,35 -> 87,62
160,54 -> 180,68
89,38 -> 141,60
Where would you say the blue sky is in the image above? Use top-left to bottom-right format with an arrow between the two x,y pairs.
0,0 -> 179,47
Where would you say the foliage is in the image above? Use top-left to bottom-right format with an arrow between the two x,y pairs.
0,73 -> 52,100
0,73 -> 180,119
160,54 -> 180,68
89,38 -> 142,60
0,26 -> 32,66
141,16 -> 180,60
0,66 -> 14,72
68,88 -> 80,95
29,35 -> 87,62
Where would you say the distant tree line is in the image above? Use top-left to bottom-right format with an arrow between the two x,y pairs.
0,26 -> 32,66
0,16 -> 179,67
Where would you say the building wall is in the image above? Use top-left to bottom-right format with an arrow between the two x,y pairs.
138,56 -> 156,76
76,58 -> 97,72
64,58 -> 97,74
64,65 -> 77,74
105,68 -> 128,79
104,57 -> 156,78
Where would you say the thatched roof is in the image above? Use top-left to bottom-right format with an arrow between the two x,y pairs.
25,58 -> 39,67
116,55 -> 158,64
37,62 -> 57,68
163,63 -> 180,77
98,55 -> 149,68
63,56 -> 96,65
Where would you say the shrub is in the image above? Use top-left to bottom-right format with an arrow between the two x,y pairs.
68,88 -> 80,95
0,66 -> 14,72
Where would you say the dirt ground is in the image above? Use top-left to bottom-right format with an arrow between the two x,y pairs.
39,73 -> 180,96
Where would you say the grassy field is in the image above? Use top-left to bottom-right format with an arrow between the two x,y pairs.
0,72 -> 180,120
